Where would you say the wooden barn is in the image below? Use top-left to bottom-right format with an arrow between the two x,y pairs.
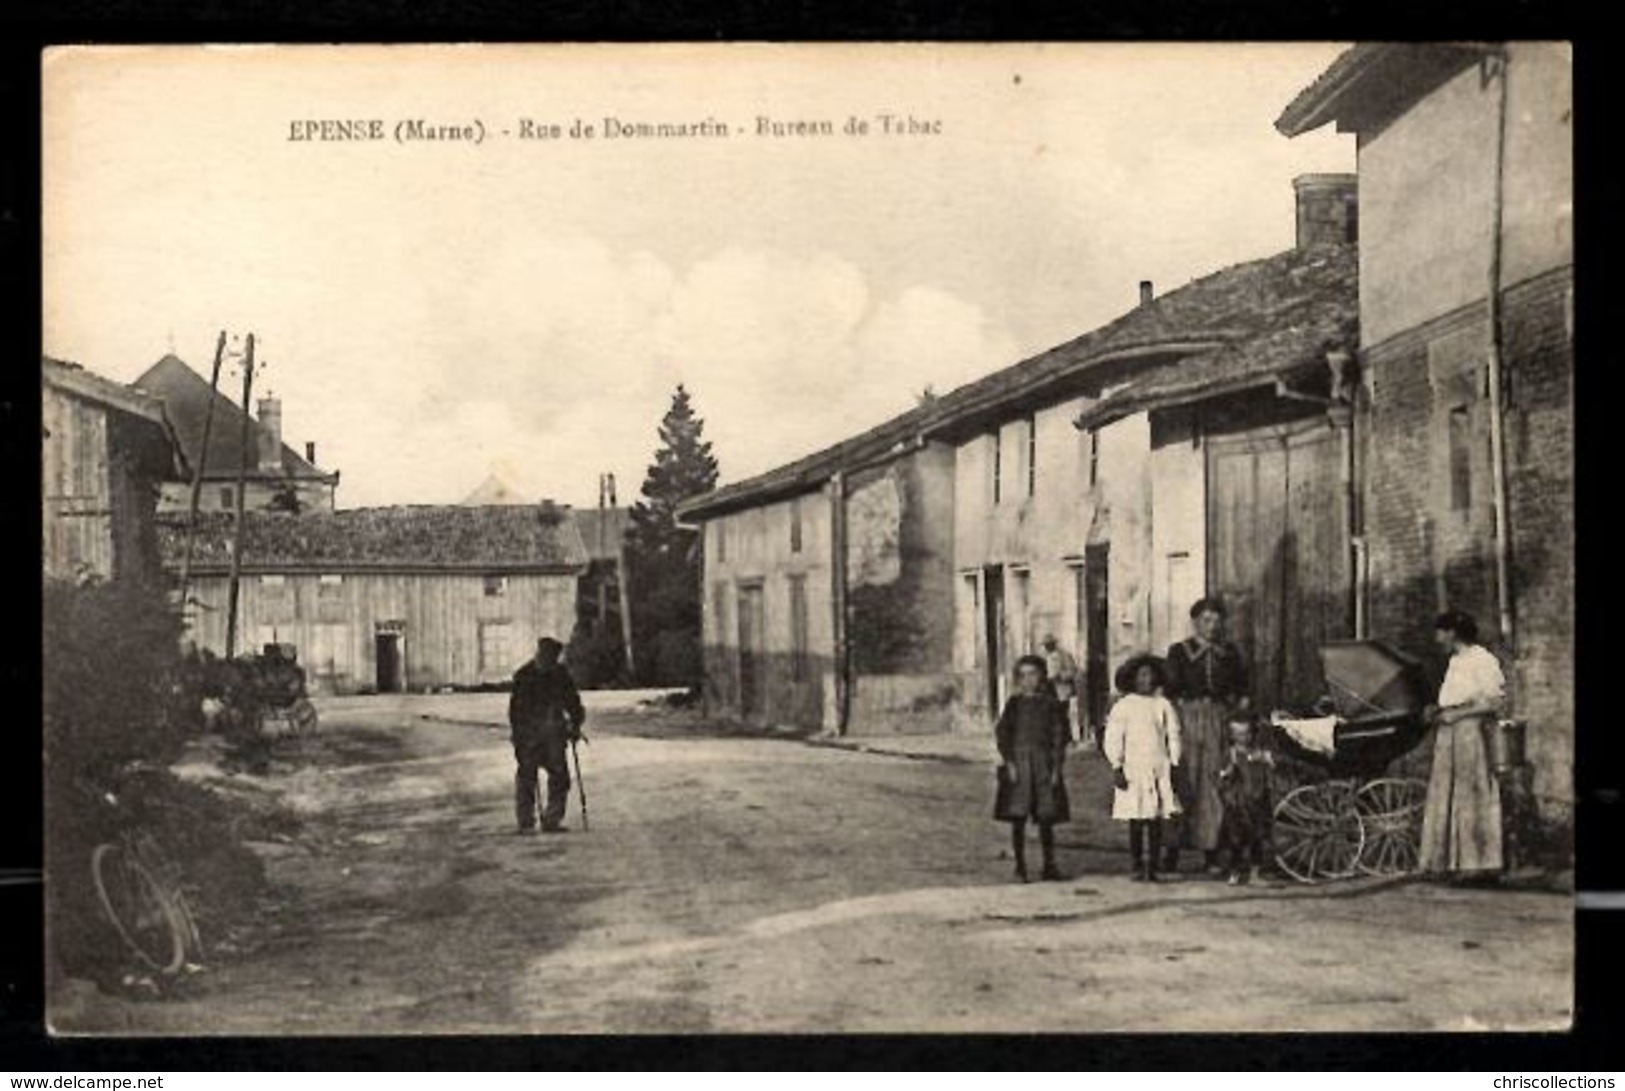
42,357 -> 189,585
160,505 -> 588,694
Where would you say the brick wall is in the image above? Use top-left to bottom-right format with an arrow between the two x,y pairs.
1360,265 -> 1573,814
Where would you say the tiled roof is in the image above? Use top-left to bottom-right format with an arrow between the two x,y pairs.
679,242 -> 1358,521
133,354 -> 334,482
1275,43 -> 1491,138
158,505 -> 588,573
1075,245 -> 1358,428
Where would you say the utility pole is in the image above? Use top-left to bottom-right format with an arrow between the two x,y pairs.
224,334 -> 256,659
176,330 -> 227,622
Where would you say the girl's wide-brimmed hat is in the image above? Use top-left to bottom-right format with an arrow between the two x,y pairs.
1114,653 -> 1168,695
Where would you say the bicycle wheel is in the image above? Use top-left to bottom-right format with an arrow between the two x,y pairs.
91,842 -> 187,975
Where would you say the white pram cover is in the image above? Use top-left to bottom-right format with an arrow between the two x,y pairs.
1270,711 -> 1339,757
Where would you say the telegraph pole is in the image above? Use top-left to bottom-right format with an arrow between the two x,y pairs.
224,334 -> 256,659
176,330 -> 227,622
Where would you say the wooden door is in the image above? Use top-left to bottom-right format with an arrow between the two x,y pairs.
737,584 -> 766,720
1082,544 -> 1111,731
376,632 -> 403,693
1207,422 -> 1349,711
982,566 -> 1005,718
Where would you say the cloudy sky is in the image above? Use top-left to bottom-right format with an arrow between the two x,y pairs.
43,43 -> 1354,509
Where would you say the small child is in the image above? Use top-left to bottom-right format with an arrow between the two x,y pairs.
994,655 -> 1072,883
1215,717 -> 1276,885
1103,654 -> 1183,882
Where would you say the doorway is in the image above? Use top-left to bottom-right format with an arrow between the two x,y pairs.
1082,544 -> 1111,734
982,565 -> 1006,719
736,583 -> 766,720
375,629 -> 404,694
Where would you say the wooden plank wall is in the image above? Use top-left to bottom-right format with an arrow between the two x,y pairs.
42,386 -> 114,582
185,570 -> 578,693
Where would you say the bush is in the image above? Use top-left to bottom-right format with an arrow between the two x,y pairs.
647,629 -> 703,687
43,578 -> 197,779
568,622 -> 630,689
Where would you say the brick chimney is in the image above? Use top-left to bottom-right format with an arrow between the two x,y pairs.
256,396 -> 283,472
1292,173 -> 1358,249
305,441 -> 317,465
1138,280 -> 1155,306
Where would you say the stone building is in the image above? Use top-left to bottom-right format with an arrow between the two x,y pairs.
679,174 -> 1358,736
134,353 -> 340,514
1278,42 -> 1573,814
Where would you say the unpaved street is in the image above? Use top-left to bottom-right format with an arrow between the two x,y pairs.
52,695 -> 1573,1035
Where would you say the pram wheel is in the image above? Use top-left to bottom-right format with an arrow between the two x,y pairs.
1353,777 -> 1426,876
1272,781 -> 1366,883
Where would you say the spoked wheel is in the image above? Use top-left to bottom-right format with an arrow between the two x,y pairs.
1272,781 -> 1367,883
91,842 -> 188,975
1353,777 -> 1428,876
290,698 -> 319,737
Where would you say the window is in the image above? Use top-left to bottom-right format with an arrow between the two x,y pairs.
478,620 -> 514,678
1448,405 -> 1473,512
1012,568 -> 1033,655
317,573 -> 344,613
483,574 -> 507,598
259,573 -> 293,623
960,573 -> 982,668
788,575 -> 809,682
1088,429 -> 1101,487
1025,414 -> 1037,497
991,429 -> 1003,505
219,485 -> 234,509
790,496 -> 804,554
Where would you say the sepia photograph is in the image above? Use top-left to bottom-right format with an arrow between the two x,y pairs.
39,41 -> 1574,1036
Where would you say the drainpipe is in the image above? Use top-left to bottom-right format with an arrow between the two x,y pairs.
829,471 -> 851,735
1484,48 -> 1517,649
1325,350 -> 1363,639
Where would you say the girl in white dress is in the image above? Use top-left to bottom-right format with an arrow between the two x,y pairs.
1104,654 -> 1184,882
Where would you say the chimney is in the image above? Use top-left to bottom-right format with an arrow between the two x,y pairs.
305,441 -> 317,465
1138,280 -> 1155,306
256,396 -> 283,472
1293,173 -> 1358,250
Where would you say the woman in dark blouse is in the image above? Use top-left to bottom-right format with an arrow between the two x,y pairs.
1163,597 -> 1251,875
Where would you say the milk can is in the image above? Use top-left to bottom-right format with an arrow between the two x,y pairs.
1485,717 -> 1528,774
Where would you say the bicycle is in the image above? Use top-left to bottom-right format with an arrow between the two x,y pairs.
80,774 -> 205,978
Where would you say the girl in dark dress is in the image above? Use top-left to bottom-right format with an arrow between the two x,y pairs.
994,655 -> 1072,883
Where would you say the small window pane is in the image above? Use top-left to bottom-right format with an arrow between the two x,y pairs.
483,574 -> 507,597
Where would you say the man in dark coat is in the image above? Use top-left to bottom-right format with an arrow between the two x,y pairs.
508,637 -> 586,834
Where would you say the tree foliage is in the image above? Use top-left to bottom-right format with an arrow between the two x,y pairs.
625,385 -> 718,686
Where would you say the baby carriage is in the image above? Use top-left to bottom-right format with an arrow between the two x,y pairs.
1267,640 -> 1433,883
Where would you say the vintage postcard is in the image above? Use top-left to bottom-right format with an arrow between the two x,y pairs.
40,42 -> 1573,1035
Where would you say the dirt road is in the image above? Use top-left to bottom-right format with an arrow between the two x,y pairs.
51,695 -> 1573,1035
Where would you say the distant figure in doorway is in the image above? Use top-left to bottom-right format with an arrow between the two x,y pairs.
1164,597 -> 1251,876
1215,716 -> 1276,886
1419,610 -> 1506,880
1104,654 -> 1183,882
994,655 -> 1072,883
508,637 -> 586,834
1040,633 -> 1082,745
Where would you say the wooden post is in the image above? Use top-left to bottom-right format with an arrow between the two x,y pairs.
616,541 -> 636,681
225,334 -> 255,659
176,330 -> 227,620
830,472 -> 850,735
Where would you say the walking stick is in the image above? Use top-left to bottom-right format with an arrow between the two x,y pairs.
570,736 -> 589,832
